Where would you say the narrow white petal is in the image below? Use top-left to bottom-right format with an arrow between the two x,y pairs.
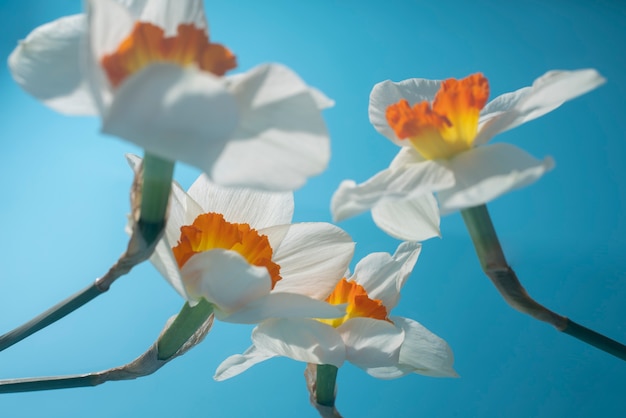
187,175 -> 294,229
102,64 -> 238,169
272,223 -> 355,300
363,363 -> 415,379
369,78 -> 442,145
214,345 -> 276,381
149,235 -> 193,302
383,316 -> 457,378
180,250 -> 271,314
212,64 -> 330,191
308,87 -> 335,109
252,318 -> 345,367
476,69 -> 606,145
87,0 -> 134,59
136,0 -> 207,35
351,242 -> 421,311
331,161 -> 454,222
338,318 -> 403,369
219,292 -> 344,324
372,193 -> 441,241
86,0 -> 135,111
164,180 -> 205,245
389,146 -> 426,169
8,14 -> 98,115
438,143 -> 554,213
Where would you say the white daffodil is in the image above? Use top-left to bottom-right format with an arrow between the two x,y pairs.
9,0 -> 332,191
214,242 -> 457,380
332,70 -> 606,240
127,155 -> 355,324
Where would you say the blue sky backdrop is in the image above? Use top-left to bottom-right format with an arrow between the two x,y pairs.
1,0 -> 625,417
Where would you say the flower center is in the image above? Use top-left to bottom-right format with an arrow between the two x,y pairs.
101,22 -> 237,88
319,278 -> 389,328
172,212 -> 281,288
386,73 -> 489,160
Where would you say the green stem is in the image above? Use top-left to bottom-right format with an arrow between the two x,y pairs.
157,299 -> 213,360
316,364 -> 338,407
0,375 -> 99,393
0,153 -> 174,353
0,301 -> 215,393
0,284 -> 103,352
461,204 -> 626,361
140,153 -> 174,223
138,153 -> 174,244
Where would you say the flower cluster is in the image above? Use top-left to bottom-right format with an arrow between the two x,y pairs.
7,0 -> 607,413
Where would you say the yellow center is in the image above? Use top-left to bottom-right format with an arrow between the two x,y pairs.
172,213 -> 281,289
386,73 -> 489,160
319,278 -> 389,328
101,22 -> 237,88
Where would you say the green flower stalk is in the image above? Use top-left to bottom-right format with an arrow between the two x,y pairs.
0,152 -> 173,352
461,204 -> 626,361
0,300 -> 213,393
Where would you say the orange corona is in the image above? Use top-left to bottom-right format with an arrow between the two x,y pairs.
172,213 -> 281,288
101,22 -> 237,88
320,278 -> 389,328
386,73 -> 489,160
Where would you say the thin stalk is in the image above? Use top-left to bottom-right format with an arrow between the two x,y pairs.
316,364 -> 338,407
157,300 -> 213,360
0,375 -> 99,394
0,152 -> 174,352
0,284 -> 102,352
137,152 -> 173,245
0,301 -> 214,393
461,204 -> 626,361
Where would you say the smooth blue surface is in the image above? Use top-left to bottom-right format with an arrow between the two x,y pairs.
1,1 -> 625,417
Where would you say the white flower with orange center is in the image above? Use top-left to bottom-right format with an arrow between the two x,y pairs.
331,70 -> 606,241
132,154 -> 355,323
9,0 -> 332,191
214,242 -> 457,380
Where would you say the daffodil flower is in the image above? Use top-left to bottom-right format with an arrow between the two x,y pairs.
214,242 -> 456,380
126,155 -> 355,324
9,0 -> 332,191
332,70 -> 606,240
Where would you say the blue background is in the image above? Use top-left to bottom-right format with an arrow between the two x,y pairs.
1,1 -> 625,417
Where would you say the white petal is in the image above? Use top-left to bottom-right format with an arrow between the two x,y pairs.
389,146 -> 426,169
272,223 -> 355,300
252,318 -> 345,367
87,0 -> 135,61
369,78 -> 442,145
337,318 -> 403,369
351,242 -> 421,311
308,87 -> 335,109
476,69 -> 606,145
365,316 -> 457,379
135,0 -> 207,35
438,143 -> 555,213
214,345 -> 276,381
211,64 -> 330,191
219,292 -> 344,324
187,175 -> 294,229
85,0 -> 136,112
8,14 -> 98,115
164,180 -> 205,245
180,250 -> 271,314
149,235 -> 193,302
102,64 -> 238,169
331,160 -> 454,222
372,193 -> 441,241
